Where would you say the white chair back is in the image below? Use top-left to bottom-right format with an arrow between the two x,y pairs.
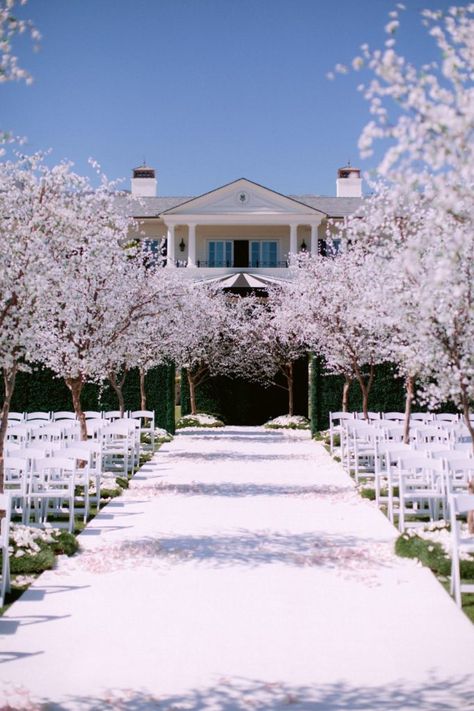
26,412 -> 51,421
0,492 -> 12,606
53,411 -> 77,421
449,494 -> 474,606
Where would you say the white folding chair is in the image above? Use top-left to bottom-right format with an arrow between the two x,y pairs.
381,424 -> 407,443
131,410 -> 156,452
65,440 -> 103,511
27,457 -> 77,532
397,453 -> 445,532
329,412 -> 354,456
454,442 -> 474,453
84,419 -> 104,440
53,411 -> 77,421
84,411 -> 103,420
373,441 -> 411,514
449,494 -> 474,607
104,410 -> 123,422
381,412 -> 405,422
4,456 -> 29,524
444,460 -> 474,497
25,412 -> 51,422
0,493 -> 12,607
355,411 -> 381,421
414,424 -> 448,447
51,448 -> 90,522
101,424 -> 131,477
7,412 -> 24,423
345,421 -> 384,482
435,413 -> 460,423
6,424 -> 30,448
411,412 -> 434,423
31,423 -> 65,446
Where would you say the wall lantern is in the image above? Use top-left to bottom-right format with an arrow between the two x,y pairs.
179,238 -> 186,252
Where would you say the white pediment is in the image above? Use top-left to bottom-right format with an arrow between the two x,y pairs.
162,179 -> 325,217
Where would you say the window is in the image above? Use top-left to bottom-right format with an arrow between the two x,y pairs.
208,241 -> 232,267
250,241 -> 278,267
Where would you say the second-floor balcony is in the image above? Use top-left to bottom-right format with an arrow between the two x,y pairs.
174,259 -> 289,269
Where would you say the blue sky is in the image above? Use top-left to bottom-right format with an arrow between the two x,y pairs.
1,0 -> 455,197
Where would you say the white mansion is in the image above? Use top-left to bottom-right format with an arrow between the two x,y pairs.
125,165 -> 363,282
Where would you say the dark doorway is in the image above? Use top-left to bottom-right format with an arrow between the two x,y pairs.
234,240 -> 249,268
181,356 -> 309,425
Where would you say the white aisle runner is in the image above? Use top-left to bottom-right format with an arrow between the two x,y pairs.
1,426 -> 474,710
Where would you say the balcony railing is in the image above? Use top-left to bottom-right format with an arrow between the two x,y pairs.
193,260 -> 289,268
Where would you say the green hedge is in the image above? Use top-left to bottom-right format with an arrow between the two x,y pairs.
310,357 -> 406,434
180,358 -> 309,426
309,357 -> 461,434
2,363 -> 176,434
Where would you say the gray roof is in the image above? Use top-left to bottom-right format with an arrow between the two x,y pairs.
114,193 -> 363,219
113,194 -> 192,218
290,195 -> 363,217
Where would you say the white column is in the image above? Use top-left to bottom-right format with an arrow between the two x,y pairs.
310,223 -> 319,255
166,224 -> 176,268
188,223 -> 196,267
289,224 -> 298,264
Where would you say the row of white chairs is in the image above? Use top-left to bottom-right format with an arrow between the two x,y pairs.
5,440 -> 103,527
329,411 -> 468,457
7,410 -> 156,451
0,410 -> 158,606
4,414 -> 156,529
329,411 -> 474,607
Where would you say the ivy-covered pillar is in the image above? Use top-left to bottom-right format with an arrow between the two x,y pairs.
165,362 -> 176,435
180,368 -> 191,417
146,362 -> 176,434
309,353 -> 323,436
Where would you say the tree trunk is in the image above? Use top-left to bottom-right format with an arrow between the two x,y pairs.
109,370 -> 127,417
468,480 -> 474,535
459,388 -> 474,534
187,370 -> 197,416
403,375 -> 414,444
0,364 -> 18,492
286,362 -> 294,416
457,376 -> 474,532
354,361 -> 375,421
139,368 -> 147,411
342,376 -> 351,413
66,376 -> 88,441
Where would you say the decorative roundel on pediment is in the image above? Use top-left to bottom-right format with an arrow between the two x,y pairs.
236,190 -> 250,206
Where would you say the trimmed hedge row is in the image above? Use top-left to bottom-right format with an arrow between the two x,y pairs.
309,356 -> 460,434
2,363 -> 176,435
310,357 -> 407,434
180,359 -> 309,426
180,358 -> 411,429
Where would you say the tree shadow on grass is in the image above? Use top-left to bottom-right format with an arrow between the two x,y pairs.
23,674 -> 474,710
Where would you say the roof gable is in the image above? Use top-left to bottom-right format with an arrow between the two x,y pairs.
161,178 -> 326,217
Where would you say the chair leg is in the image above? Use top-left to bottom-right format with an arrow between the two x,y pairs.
398,486 -> 405,532
5,551 -> 10,594
1,546 -> 9,605
452,550 -> 462,607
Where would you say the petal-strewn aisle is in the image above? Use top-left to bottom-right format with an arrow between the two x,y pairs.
1,427 -> 474,710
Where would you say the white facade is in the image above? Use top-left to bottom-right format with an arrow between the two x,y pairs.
126,170 -> 363,279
